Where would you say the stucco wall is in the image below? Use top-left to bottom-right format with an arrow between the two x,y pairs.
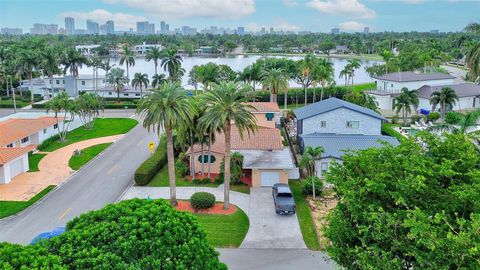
375,78 -> 455,92
251,168 -> 289,187
192,151 -> 223,175
301,107 -> 382,135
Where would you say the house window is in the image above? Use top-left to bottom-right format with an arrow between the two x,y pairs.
81,81 -> 86,85
56,80 -> 60,84
135,93 -> 140,96
346,121 -> 359,129
43,129 -> 47,134
321,162 -> 329,175
108,92 -> 112,95
21,137 -> 29,143
49,80 -> 52,84
265,113 -> 274,121
320,121 -> 326,128
63,80 -> 65,84
391,83 -> 393,87
6,143 -> 13,148
124,93 -> 129,96
54,124 -> 58,129
198,155 -> 216,163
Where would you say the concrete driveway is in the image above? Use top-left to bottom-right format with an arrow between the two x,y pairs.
240,188 -> 306,249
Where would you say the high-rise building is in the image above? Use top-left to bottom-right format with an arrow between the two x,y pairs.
270,27 -> 274,33
363,27 -> 370,34
65,17 -> 75,35
237,26 -> 245,35
30,24 -> 58,35
165,24 -> 170,32
136,21 -> 155,34
160,21 -> 166,34
105,20 -> 114,34
331,28 -> 340,35
1,28 -> 23,35
148,23 -> 155,34
87,20 -> 99,34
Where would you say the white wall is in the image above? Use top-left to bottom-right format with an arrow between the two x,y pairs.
418,97 -> 480,112
315,158 -> 342,178
375,79 -> 455,92
370,94 -> 394,111
0,154 -> 28,184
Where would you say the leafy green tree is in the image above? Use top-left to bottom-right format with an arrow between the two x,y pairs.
19,48 -> 40,102
151,74 -> 167,88
314,58 -> 335,101
119,45 -> 135,81
100,58 -> 115,89
131,72 -> 149,97
76,93 -> 105,129
339,65 -> 352,86
261,68 -> 289,107
40,46 -> 62,98
145,47 -> 162,75
219,152 -> 244,184
161,48 -> 183,81
346,59 -> 361,86
0,242 -> 67,270
466,43 -> 480,82
136,82 -> 193,206
195,62 -> 219,91
325,133 -> 480,270
106,67 -> 129,102
299,146 -> 324,199
394,87 -> 419,126
61,48 -> 88,97
200,82 -> 257,209
294,54 -> 316,105
89,56 -> 103,93
45,91 -> 77,141
430,87 -> 459,121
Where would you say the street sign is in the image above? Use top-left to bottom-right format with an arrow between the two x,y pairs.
148,141 -> 155,153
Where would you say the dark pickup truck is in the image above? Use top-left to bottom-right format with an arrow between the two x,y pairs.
272,183 -> 296,215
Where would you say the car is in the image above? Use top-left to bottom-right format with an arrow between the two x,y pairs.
30,227 -> 65,244
272,183 -> 296,215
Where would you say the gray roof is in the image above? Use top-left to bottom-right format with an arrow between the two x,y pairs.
294,97 -> 385,121
299,133 -> 399,159
373,72 -> 455,82
238,148 -> 296,170
417,83 -> 480,99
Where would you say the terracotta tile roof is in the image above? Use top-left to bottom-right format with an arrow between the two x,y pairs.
246,102 -> 281,113
0,117 -> 59,146
192,126 -> 284,154
0,145 -> 36,165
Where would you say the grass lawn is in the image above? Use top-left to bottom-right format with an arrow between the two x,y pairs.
0,185 -> 55,219
69,143 -> 112,170
28,153 -> 46,172
289,179 -> 321,250
0,99 -> 29,108
42,118 -> 137,152
194,208 -> 249,247
148,165 -> 251,194
352,82 -> 377,92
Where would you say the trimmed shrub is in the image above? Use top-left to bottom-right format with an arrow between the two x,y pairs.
190,192 -> 216,210
134,134 -> 167,185
0,242 -> 67,270
302,176 -> 324,196
37,134 -> 60,151
427,111 -> 441,122
192,178 -> 212,185
445,111 -> 463,124
175,160 -> 188,177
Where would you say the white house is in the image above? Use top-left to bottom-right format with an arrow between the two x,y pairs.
75,44 -> 101,56
133,42 -> 162,55
417,83 -> 480,112
294,98 -> 399,178
20,75 -> 106,98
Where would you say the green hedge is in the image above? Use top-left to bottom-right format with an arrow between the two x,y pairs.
104,103 -> 137,109
190,192 -> 216,210
134,134 -> 167,185
37,134 -> 60,151
32,103 -> 46,109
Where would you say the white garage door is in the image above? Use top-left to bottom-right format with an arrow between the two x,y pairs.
260,171 -> 280,187
9,158 -> 24,178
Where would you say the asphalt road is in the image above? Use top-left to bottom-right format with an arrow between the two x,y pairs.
0,108 -> 137,118
0,117 -> 157,244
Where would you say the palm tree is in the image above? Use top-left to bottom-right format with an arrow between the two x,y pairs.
464,22 -> 480,33
200,82 -> 257,210
151,74 -> 167,88
430,87 -> 459,121
380,50 -> 394,74
466,43 -> 480,82
145,47 -> 163,76
393,88 -> 419,126
339,65 -> 352,86
40,46 -> 61,99
195,62 -> 219,91
262,68 -> 289,108
119,45 -> 135,82
347,59 -> 361,86
19,48 -> 40,103
62,48 -> 88,97
295,54 -> 316,105
100,59 -> 115,89
131,73 -> 149,98
299,146 -> 324,199
161,48 -> 183,81
136,82 -> 194,206
106,67 -> 129,102
314,58 -> 334,101
89,56 -> 102,93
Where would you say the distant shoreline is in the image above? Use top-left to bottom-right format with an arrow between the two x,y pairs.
234,52 -> 383,61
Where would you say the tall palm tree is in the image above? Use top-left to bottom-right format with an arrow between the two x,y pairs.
106,67 -> 129,102
119,45 -> 135,82
261,68 -> 289,108
62,48 -> 88,97
161,48 -> 183,81
136,82 -> 194,206
151,74 -> 167,88
19,48 -> 40,103
380,50 -> 394,74
347,59 -> 361,86
200,82 -> 257,210
296,54 -> 316,105
40,46 -> 61,99
89,56 -> 102,93
195,62 -> 219,91
466,43 -> 480,82
430,87 -> 459,121
100,58 -> 115,89
393,88 -> 419,126
339,65 -> 352,86
314,58 -> 334,101
299,146 -> 324,199
145,47 -> 162,75
131,72 -> 149,97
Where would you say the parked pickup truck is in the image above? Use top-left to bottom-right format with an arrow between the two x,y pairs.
272,183 -> 296,215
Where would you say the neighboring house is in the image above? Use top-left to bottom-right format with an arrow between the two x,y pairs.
133,42 -> 162,55
329,45 -> 350,54
21,74 -> 105,98
75,44 -> 101,56
416,83 -> 480,112
294,98 -> 399,178
188,102 -> 297,187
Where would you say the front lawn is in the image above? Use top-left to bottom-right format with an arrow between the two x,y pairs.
68,143 -> 112,170
0,185 -> 55,219
290,179 -> 321,250
194,208 -> 249,247
28,153 -> 46,172
0,99 -> 29,108
40,118 -> 137,152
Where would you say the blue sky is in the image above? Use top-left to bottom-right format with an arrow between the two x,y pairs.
0,0 -> 479,33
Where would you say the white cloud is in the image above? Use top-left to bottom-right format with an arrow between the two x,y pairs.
60,9 -> 146,29
401,0 -> 425,3
283,0 -> 299,6
103,0 -> 255,19
246,20 -> 300,32
307,0 -> 376,19
339,21 -> 367,31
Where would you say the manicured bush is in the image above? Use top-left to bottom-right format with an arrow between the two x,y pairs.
427,111 -> 441,122
37,134 -> 60,151
190,192 -> 216,210
175,160 -> 188,177
45,199 -> 226,269
32,103 -> 46,109
302,176 -> 324,196
0,242 -> 67,270
104,102 -> 138,109
445,111 -> 463,124
134,134 -> 167,185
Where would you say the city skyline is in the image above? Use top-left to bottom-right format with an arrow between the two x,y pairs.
0,0 -> 479,34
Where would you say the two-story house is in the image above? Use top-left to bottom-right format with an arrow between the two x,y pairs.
294,98 -> 399,178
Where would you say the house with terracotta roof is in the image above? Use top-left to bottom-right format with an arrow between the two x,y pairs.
0,115 -> 62,184
189,102 -> 297,187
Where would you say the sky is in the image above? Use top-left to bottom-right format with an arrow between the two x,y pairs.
0,0 -> 479,33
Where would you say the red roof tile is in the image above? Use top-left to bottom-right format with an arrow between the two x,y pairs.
0,145 -> 36,165
0,117 -> 59,146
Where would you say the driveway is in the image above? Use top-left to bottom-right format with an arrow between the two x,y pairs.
121,186 -> 307,249
240,188 -> 306,249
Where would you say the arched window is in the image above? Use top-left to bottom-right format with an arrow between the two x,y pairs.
198,155 -> 216,163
